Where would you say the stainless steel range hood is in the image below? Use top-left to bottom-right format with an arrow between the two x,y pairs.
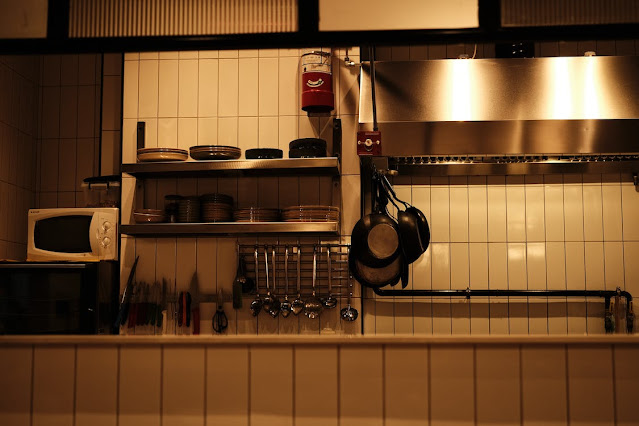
359,56 -> 639,166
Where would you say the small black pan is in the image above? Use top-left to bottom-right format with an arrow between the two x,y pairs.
380,175 -> 430,264
349,248 -> 403,289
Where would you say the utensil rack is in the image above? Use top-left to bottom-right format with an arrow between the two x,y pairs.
238,243 -> 352,299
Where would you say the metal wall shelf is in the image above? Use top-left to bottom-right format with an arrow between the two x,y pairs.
120,222 -> 340,236
122,158 -> 341,179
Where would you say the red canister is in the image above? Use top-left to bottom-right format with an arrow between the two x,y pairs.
301,51 -> 334,114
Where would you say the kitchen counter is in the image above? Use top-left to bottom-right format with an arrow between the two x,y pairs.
2,334 -> 638,345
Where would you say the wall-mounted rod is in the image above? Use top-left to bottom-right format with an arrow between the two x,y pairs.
372,287 -> 632,303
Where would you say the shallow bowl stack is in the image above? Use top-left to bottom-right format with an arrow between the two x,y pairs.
200,193 -> 234,222
189,145 -> 241,160
137,147 -> 188,162
133,209 -> 166,223
233,207 -> 280,222
178,196 -> 201,223
281,205 -> 340,222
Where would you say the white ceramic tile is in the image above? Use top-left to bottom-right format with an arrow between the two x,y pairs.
206,347 -> 249,425
179,51 -> 198,59
238,58 -> 258,116
278,56 -> 299,116
197,117 -> 218,145
178,60 -> 198,117
177,118 -> 197,151
487,179 -> 507,242
582,183 -> 603,241
525,185 -> 545,242
77,85 -> 97,138
258,57 -> 278,116
604,241 -> 624,290
33,346 -> 75,426
59,86 -> 78,138
238,49 -> 257,58
430,185 -> 449,242
0,346 -> 32,426
602,180 -> 623,241
118,346 -> 162,426
198,59 -> 219,117
75,346 -> 117,426
138,59 -> 159,118
476,346 -> 521,424
218,59 -> 239,117
521,346 -> 567,425
430,346 -> 474,426
507,243 -> 527,290
563,182 -> 584,241
623,242 -> 639,313
162,347 -> 205,426
295,347 -> 338,426
220,50 -> 239,58
468,177 -> 487,242
258,116 -> 278,148
158,59 -> 178,117
614,346 -> 639,426
250,347 -> 293,425
384,346 -> 428,425
159,51 -> 179,59
278,115 -> 298,155
622,181 -> 639,241
140,52 -> 159,60
41,86 -> 60,138
340,346 -> 383,426
338,55 -> 360,116
567,346 -> 615,425
449,184 -> 469,242
218,117 -> 238,147
157,118 -> 177,148
237,116 -> 257,154
121,119 -> 137,163
506,185 -> 526,242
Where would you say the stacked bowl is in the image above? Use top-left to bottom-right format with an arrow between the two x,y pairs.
200,193 -> 234,222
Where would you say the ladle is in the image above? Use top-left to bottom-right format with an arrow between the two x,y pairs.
322,246 -> 338,309
268,246 -> 281,317
280,246 -> 292,318
304,246 -> 323,319
340,247 -> 359,321
291,246 -> 305,315
249,246 -> 262,316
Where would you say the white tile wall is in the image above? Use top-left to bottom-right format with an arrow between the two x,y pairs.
2,341 -> 635,425
0,55 -> 39,260
35,54 -> 103,209
121,48 -> 361,335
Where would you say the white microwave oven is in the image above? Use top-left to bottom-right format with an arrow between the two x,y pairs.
27,208 -> 119,261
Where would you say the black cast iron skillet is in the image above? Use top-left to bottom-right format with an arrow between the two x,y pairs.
350,174 -> 402,269
380,174 -> 430,265
349,246 -> 404,289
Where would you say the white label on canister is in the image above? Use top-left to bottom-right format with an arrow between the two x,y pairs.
306,78 -> 324,87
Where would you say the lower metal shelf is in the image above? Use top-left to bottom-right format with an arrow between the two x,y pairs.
120,222 -> 339,236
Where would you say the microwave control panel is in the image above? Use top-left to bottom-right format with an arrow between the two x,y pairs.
97,214 -> 118,260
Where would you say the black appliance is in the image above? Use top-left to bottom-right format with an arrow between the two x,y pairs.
0,261 -> 119,334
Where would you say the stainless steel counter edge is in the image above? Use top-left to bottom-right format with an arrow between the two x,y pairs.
1,334 -> 639,345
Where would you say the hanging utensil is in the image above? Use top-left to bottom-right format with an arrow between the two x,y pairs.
322,246 -> 338,309
341,248 -> 359,321
234,244 -> 254,294
263,246 -> 275,313
268,246 -> 281,317
292,246 -> 305,316
114,256 -> 139,332
189,272 -> 201,335
280,246 -> 292,318
304,246 -> 323,319
250,246 -> 263,317
212,289 -> 228,334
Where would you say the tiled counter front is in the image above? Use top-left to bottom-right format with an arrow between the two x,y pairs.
1,336 -> 638,426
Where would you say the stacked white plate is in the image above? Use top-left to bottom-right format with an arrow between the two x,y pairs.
189,145 -> 241,160
137,147 -> 188,162
281,205 -> 339,222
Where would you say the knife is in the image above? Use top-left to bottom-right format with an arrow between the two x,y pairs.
189,272 -> 201,334
114,256 -> 139,331
158,278 -> 167,330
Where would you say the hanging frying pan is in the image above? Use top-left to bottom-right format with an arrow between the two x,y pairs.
350,173 -> 402,268
380,174 -> 430,264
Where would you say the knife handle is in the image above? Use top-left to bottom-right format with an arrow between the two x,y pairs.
177,292 -> 184,327
185,292 -> 192,327
192,306 -> 200,334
